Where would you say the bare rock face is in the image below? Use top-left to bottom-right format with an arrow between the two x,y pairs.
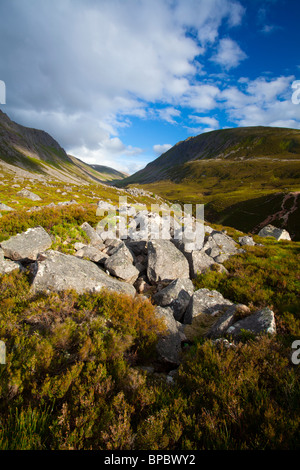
183,288 -> 234,325
153,278 -> 194,322
0,226 -> 52,261
258,225 -> 291,241
31,250 -> 136,297
147,239 -> 190,284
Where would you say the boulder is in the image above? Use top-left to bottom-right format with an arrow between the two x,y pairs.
80,222 -> 104,246
239,236 -> 256,246
183,288 -> 233,325
226,307 -> 276,337
17,189 -> 41,201
104,243 -> 139,283
75,245 -> 107,263
147,239 -> 190,284
258,225 -> 291,241
0,202 -> 14,211
153,278 -> 194,322
0,248 -> 21,274
31,250 -> 136,297
186,250 -> 216,278
154,306 -> 186,366
206,304 -> 250,339
0,226 -> 52,261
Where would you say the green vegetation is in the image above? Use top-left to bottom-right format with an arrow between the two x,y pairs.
0,208 -> 299,449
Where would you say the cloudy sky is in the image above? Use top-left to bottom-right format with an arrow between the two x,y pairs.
0,0 -> 300,174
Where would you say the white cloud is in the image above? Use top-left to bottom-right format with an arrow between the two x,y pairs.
153,144 -> 173,156
0,0 -> 247,172
211,38 -> 247,69
220,75 -> 300,128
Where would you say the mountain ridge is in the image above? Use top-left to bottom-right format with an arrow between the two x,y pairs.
0,110 -> 127,184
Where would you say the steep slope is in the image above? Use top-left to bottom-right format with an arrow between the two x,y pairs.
0,110 -> 127,184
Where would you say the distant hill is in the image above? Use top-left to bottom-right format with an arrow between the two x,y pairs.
0,110 -> 127,185
123,126 -> 300,184
120,126 -> 300,239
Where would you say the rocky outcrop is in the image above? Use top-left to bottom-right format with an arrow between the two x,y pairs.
0,226 -> 52,261
258,224 -> 291,241
31,250 -> 136,297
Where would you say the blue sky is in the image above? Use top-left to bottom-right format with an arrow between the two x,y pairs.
0,0 -> 300,174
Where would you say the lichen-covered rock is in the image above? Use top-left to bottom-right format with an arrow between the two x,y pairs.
154,278 -> 194,322
226,307 -> 276,337
258,225 -> 291,241
31,250 -> 136,297
17,189 -> 41,201
154,306 -> 186,365
239,236 -> 256,246
0,226 -> 52,261
147,239 -> 190,284
80,222 -> 103,246
183,288 -> 233,325
104,243 -> 139,283
207,304 -> 250,339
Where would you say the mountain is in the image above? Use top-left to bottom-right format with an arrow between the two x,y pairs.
120,126 -> 300,239
0,110 -> 127,184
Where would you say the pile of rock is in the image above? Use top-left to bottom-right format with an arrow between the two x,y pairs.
0,209 -> 279,369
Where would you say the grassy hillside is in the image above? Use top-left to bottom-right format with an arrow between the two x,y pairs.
123,126 -> 300,185
0,110 -> 127,185
120,127 -> 300,239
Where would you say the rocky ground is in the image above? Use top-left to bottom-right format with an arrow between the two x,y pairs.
0,193 -> 289,370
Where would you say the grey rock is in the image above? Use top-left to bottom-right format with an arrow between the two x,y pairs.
258,225 -> 291,241
0,202 -> 14,211
154,278 -> 194,322
96,200 -> 116,214
75,245 -> 107,263
31,250 -> 136,297
210,231 -> 239,255
17,189 -> 41,201
104,243 -> 139,283
0,248 -> 21,274
183,288 -> 234,325
154,306 -> 186,365
186,250 -> 216,278
207,304 -> 250,339
0,226 -> 52,261
226,307 -> 276,337
80,222 -> 103,246
239,235 -> 256,246
147,239 -> 190,284
125,240 -> 148,256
